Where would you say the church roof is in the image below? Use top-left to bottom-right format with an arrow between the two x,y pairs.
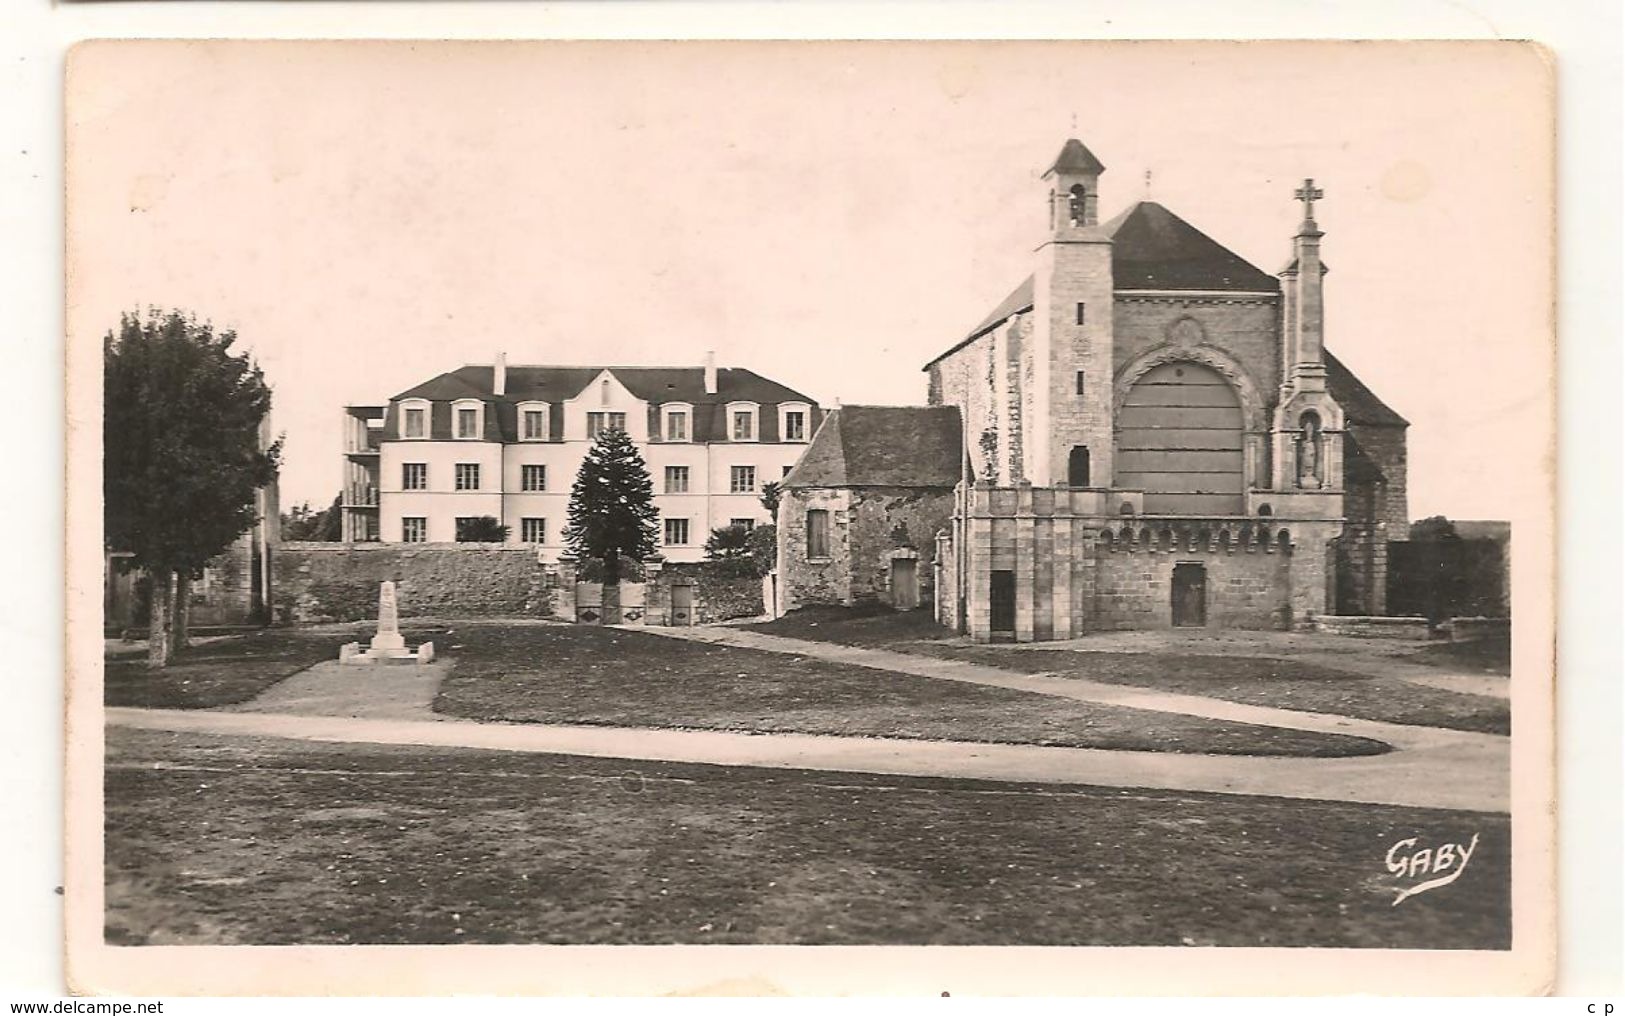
1045,138 -> 1106,176
1102,202 -> 1281,292
393,364 -> 815,408
1326,352 -> 1409,427
924,201 -> 1281,369
783,405 -> 963,488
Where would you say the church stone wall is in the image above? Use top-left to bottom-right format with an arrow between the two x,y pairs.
1347,424 -> 1408,532
927,313 -> 1033,485
1093,544 -> 1290,630
1112,296 -> 1282,403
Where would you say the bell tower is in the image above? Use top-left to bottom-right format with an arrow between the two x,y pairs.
1030,138 -> 1115,488
1273,178 -> 1345,491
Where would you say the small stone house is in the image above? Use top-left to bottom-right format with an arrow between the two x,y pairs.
776,405 -> 963,612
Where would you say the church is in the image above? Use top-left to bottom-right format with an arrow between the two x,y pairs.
778,138 -> 1408,641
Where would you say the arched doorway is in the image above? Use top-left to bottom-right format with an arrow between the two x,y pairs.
1067,446 -> 1091,487
1115,360 -> 1245,515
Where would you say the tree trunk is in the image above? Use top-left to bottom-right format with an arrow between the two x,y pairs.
146,572 -> 174,670
172,572 -> 191,651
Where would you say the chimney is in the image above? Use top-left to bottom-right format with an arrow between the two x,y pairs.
493,352 -> 507,397
703,350 -> 717,395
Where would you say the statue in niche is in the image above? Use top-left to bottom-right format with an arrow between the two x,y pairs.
1296,411 -> 1324,489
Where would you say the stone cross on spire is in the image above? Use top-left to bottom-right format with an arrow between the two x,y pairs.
1294,178 -> 1324,223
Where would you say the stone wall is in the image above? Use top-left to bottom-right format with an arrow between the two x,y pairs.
1093,539 -> 1291,630
1348,424 -> 1409,532
276,542 -> 553,623
1112,295 -> 1281,402
778,485 -> 955,610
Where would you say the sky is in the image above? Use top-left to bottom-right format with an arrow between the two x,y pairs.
67,40 -> 1553,518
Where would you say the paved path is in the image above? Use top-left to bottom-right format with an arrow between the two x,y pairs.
104,622 -> 1509,814
106,705 -> 1506,813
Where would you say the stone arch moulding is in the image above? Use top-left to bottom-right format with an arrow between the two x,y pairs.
1111,340 -> 1268,434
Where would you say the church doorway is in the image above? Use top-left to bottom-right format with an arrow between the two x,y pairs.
1116,360 -> 1245,514
989,570 -> 1016,638
1172,563 -> 1207,627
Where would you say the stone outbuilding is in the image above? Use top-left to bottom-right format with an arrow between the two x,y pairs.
776,405 -> 963,613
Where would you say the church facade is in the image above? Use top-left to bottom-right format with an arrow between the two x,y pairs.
882,138 -> 1405,641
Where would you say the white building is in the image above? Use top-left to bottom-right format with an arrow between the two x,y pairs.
340,355 -> 821,563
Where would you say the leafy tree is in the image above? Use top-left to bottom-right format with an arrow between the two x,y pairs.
104,309 -> 280,668
280,493 -> 342,541
747,524 -> 778,577
456,515 -> 511,542
703,523 -> 778,579
563,427 -> 658,584
1410,515 -> 1460,542
759,481 -> 783,517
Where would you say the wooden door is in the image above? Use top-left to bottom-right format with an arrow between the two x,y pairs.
670,584 -> 695,626
1172,563 -> 1207,627
891,559 -> 919,610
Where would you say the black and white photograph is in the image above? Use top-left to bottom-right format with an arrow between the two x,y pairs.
63,39 -> 1558,996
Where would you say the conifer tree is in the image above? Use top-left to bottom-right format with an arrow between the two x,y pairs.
563,427 -> 659,584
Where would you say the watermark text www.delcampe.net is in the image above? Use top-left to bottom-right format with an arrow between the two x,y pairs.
11,1003 -> 164,1014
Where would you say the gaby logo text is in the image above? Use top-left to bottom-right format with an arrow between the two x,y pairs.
1385,832 -> 1480,905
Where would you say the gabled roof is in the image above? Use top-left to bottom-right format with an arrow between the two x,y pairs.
1326,352 -> 1408,428
925,201 -> 1282,370
784,405 -> 963,489
1102,202 -> 1280,292
393,365 -> 815,407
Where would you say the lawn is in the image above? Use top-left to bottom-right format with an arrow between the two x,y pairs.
104,727 -> 1510,949
432,623 -> 1387,758
103,627 -> 360,709
746,608 -> 1510,735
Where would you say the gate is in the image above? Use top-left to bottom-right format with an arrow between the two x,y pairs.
576,581 -> 646,624
670,583 -> 696,626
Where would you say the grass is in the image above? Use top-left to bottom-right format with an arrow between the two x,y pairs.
104,627 -> 356,709
1410,635 -> 1512,676
105,727 -> 1509,949
746,608 -> 1511,735
431,622 -> 1387,757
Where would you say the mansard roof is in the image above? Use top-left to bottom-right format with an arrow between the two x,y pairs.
393,365 -> 815,407
784,405 -> 963,488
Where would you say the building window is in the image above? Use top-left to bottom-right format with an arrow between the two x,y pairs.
1076,370 -> 1086,396
455,463 -> 481,490
402,405 -> 427,439
520,517 -> 546,544
732,411 -> 754,441
783,410 -> 806,442
665,410 -> 689,442
806,509 -> 830,558
453,400 -> 484,440
521,464 -> 547,492
587,411 -> 627,439
522,407 -> 548,441
730,518 -> 755,532
664,517 -> 690,546
402,462 -> 427,491
401,517 -> 427,543
665,465 -> 690,494
730,465 -> 757,493
1076,302 -> 1086,326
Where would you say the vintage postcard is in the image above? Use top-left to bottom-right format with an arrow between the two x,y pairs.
64,39 -> 1556,995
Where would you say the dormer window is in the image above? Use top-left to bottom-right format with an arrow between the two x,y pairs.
663,404 -> 692,443
778,402 -> 811,443
728,402 -> 759,442
399,399 -> 430,440
452,399 -> 485,440
518,402 -> 550,442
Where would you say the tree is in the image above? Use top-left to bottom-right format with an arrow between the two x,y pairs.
1410,515 -> 1460,542
281,493 -> 342,541
703,523 -> 754,561
759,481 -> 783,517
104,309 -> 281,668
562,427 -> 658,584
456,515 -> 511,542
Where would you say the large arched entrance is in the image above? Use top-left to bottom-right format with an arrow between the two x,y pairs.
1115,360 -> 1245,515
